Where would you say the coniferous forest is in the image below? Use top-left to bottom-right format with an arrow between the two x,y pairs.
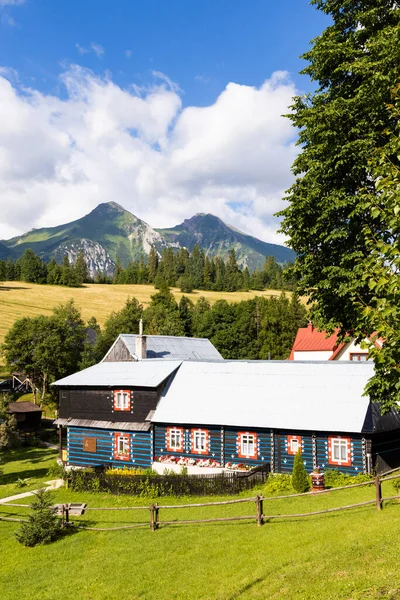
0,245 -> 296,292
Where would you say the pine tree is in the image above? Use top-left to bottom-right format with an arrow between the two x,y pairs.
74,250 -> 90,284
16,488 -> 62,547
291,450 -> 310,493
147,247 -> 159,283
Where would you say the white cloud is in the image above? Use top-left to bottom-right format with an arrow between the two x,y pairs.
0,65 -> 298,244
125,50 -> 132,59
76,42 -> 104,58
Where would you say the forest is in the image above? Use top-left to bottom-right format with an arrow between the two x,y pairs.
0,246 -> 296,292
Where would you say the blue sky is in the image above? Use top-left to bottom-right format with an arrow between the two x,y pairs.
0,0 -> 330,242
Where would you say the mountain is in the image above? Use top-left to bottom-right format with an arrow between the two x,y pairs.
158,213 -> 295,270
1,202 -> 295,276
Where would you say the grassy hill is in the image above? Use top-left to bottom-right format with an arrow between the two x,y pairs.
1,447 -> 400,599
0,281 -> 287,344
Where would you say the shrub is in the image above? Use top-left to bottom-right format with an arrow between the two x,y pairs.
323,469 -> 372,488
291,450 -> 310,493
16,488 -> 62,547
264,473 -> 293,495
47,460 -> 68,480
0,415 -> 19,451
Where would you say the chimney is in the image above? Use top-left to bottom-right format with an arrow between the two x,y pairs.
307,322 -> 314,333
136,319 -> 147,360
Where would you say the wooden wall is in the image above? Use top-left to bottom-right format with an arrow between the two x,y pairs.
103,339 -> 134,362
154,425 -> 222,464
67,426 -> 152,469
59,387 -> 160,422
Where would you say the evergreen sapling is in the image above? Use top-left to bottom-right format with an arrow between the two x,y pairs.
291,449 -> 310,493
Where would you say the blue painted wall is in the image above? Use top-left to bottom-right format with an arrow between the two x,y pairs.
315,435 -> 364,475
276,432 -> 314,473
154,425 -> 222,464
224,428 -> 271,468
67,426 -> 152,469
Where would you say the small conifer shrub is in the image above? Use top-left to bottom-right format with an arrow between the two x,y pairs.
291,450 -> 310,493
16,488 -> 62,547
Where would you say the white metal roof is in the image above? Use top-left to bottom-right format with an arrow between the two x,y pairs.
53,360 -> 182,388
152,361 -> 375,433
109,334 -> 223,361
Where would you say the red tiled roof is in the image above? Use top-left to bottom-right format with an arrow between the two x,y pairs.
288,323 -> 341,359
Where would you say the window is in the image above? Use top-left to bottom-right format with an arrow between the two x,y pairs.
113,389 -> 131,411
191,429 -> 209,455
166,427 -> 184,452
238,432 -> 258,459
61,391 -> 67,399
350,353 -> 368,362
113,433 -> 130,461
287,435 -> 302,455
328,437 -> 352,466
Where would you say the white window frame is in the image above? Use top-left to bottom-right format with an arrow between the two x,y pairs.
193,430 -> 207,453
331,438 -> 348,463
169,428 -> 183,451
241,434 -> 256,457
115,391 -> 130,410
115,434 -> 130,458
350,353 -> 368,362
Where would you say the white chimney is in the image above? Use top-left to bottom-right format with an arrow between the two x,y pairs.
136,319 -> 147,360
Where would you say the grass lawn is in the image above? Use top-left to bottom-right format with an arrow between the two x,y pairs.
0,281 -> 289,343
0,446 -> 58,499
1,448 -> 400,599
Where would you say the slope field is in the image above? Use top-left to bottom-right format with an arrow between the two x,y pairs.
0,281 -> 287,344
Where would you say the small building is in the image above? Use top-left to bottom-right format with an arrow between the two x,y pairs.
288,323 -> 383,362
8,402 -> 43,432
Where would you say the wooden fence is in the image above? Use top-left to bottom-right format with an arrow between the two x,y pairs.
1,469 -> 400,532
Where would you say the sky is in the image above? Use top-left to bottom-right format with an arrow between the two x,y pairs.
0,0 -> 330,244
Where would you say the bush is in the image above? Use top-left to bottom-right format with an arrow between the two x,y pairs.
16,488 -> 62,547
0,415 -> 19,451
292,450 -> 310,493
47,460 -> 67,480
264,473 -> 294,495
323,469 -> 372,488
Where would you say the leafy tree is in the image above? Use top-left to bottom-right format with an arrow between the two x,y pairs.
291,450 -> 310,493
279,0 -> 400,408
1,300 -> 86,400
16,488 -> 62,547
46,259 -> 62,285
178,274 -> 194,293
0,414 -> 19,451
94,297 -> 143,361
17,249 -> 47,284
74,250 -> 90,284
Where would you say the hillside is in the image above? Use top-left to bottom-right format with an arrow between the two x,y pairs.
158,213 -> 295,270
1,202 -> 295,276
0,281 -> 287,344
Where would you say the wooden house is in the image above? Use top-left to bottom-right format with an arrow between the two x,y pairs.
7,402 -> 42,432
151,361 -> 400,475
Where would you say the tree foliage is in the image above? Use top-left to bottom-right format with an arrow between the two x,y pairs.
291,450 -> 310,494
279,0 -> 400,409
16,488 -> 62,547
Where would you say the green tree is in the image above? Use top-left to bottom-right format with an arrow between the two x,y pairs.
291,450 -> 310,493
279,0 -> 400,407
17,249 -> 47,284
178,296 -> 194,337
74,250 -> 90,284
1,300 -> 86,401
148,247 -> 159,283
0,414 -> 19,451
94,297 -> 143,360
16,488 -> 62,547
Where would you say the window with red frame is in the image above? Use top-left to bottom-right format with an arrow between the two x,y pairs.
287,435 -> 302,455
113,432 -> 130,461
166,427 -> 184,452
113,389 -> 131,411
328,436 -> 352,467
237,432 -> 258,459
191,429 -> 209,455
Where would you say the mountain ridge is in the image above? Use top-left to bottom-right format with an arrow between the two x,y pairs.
2,202 -> 295,275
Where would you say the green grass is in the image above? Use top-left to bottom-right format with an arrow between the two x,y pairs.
0,447 -> 58,499
0,281 -> 289,344
1,448 -> 400,599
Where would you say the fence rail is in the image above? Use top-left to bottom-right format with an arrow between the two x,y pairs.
2,469 -> 400,532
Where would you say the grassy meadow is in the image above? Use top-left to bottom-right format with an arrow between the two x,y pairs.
0,281 -> 287,344
1,448 -> 400,599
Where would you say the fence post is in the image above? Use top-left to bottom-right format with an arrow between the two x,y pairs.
65,504 -> 70,525
150,504 -> 155,531
61,504 -> 65,528
255,495 -> 263,526
375,474 -> 382,511
154,503 -> 159,530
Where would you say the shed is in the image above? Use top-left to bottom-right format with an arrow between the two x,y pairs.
7,402 -> 43,432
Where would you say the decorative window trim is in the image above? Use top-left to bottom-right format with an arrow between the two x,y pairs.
113,432 -> 130,461
328,436 -> 352,467
113,389 -> 131,412
191,429 -> 209,455
287,435 -> 302,455
166,427 -> 184,452
350,353 -> 368,362
237,432 -> 258,459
